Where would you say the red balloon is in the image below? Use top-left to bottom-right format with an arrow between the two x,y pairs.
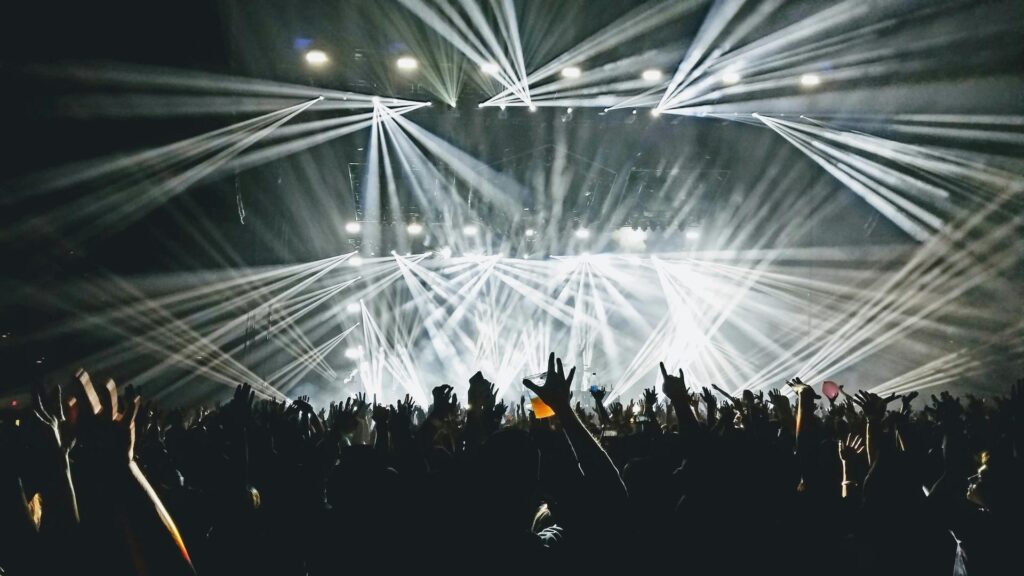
822,380 -> 840,401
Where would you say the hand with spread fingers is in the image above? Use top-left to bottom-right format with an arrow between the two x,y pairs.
523,352 -> 576,415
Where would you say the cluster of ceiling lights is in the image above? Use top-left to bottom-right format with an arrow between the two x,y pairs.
303,49 -> 822,100
346,220 -> 424,236
307,48 -> 668,87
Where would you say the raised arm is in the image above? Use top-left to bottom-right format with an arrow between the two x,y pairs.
524,353 -> 626,501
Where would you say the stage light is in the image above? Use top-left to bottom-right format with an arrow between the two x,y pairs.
462,224 -> 479,237
406,222 -> 424,235
438,246 -> 452,258
499,104 -> 507,110
800,73 -> 821,87
525,228 -> 536,237
641,69 -> 663,82
349,255 -> 364,266
345,221 -> 361,234
575,228 -> 591,239
722,70 -> 741,85
685,229 -> 700,240
529,104 -> 537,112
566,107 -> 573,114
480,62 -> 500,75
561,66 -> 582,79
344,347 -> 361,359
371,96 -> 380,104
396,56 -> 419,71
305,50 -> 329,66
346,302 -> 361,313
651,108 -> 661,117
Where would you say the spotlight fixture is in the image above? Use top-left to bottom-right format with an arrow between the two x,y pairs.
685,229 -> 701,240
438,246 -> 453,259
641,69 -> 663,82
651,108 -> 661,117
344,221 -> 362,234
524,228 -> 536,237
462,224 -> 479,237
560,66 -> 582,79
344,347 -> 361,359
566,107 -> 573,114
528,104 -> 538,112
305,49 -> 329,66
480,62 -> 500,76
396,56 -> 419,71
349,255 -> 364,266
722,70 -> 741,85
574,228 -> 591,239
346,302 -> 361,313
800,73 -> 821,87
406,222 -> 424,235
499,104 -> 507,111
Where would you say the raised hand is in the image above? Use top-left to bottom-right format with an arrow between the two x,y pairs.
609,401 -> 625,424
389,395 -> 416,433
492,400 -> 508,421
851,390 -> 900,421
838,433 -> 865,463
353,392 -> 370,418
523,352 -> 576,415
430,385 -> 457,419
228,381 -> 256,422
32,381 -> 73,455
642,387 -> 659,416
700,386 -> 718,427
785,377 -> 820,400
292,395 -> 315,415
70,369 -> 142,464
900,390 -> 919,415
590,385 -> 607,405
468,371 -> 498,412
767,388 -> 790,410
660,362 -> 690,406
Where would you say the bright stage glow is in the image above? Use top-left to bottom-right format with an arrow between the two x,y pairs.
685,229 -> 701,240
480,62 -> 500,75
349,255 -> 364,267
566,107 -> 573,114
304,50 -> 329,66
346,302 -> 360,313
722,70 -> 741,85
651,108 -> 661,117
344,221 -> 361,234
396,56 -> 419,71
621,228 -> 647,241
406,222 -> 424,235
344,347 -> 361,359
800,73 -> 821,87
642,69 -> 663,82
528,104 -> 537,112
437,246 -> 452,258
561,66 -> 582,79
574,228 -> 591,239
524,228 -> 536,237
462,224 -> 479,237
